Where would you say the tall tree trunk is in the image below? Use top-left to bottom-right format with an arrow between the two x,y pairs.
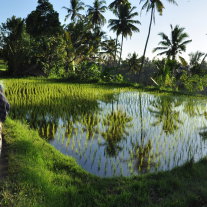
114,34 -> 119,63
172,54 -> 176,75
138,6 -> 154,82
119,34 -> 124,66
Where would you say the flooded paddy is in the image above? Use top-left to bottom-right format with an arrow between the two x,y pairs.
5,79 -> 207,177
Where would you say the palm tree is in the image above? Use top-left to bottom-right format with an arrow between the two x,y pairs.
189,51 -> 207,75
87,0 -> 107,29
108,4 -> 140,65
101,38 -> 120,63
126,52 -> 141,73
153,25 -> 192,60
138,0 -> 177,81
90,29 -> 106,59
63,0 -> 84,22
189,51 -> 206,66
109,0 -> 129,11
108,0 -> 130,62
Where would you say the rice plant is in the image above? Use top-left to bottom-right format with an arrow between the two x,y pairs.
3,78 -> 207,177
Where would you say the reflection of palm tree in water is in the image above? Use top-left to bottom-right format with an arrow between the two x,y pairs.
183,100 -> 200,117
133,140 -> 154,173
28,113 -> 59,140
80,113 -> 100,139
102,109 -> 132,157
199,109 -> 207,141
184,100 -> 207,141
149,96 -> 182,134
131,93 -> 157,173
38,121 -> 58,140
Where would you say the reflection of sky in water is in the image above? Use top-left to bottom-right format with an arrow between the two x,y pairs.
48,92 -> 207,177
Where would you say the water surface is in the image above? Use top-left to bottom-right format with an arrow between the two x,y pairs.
7,82 -> 207,177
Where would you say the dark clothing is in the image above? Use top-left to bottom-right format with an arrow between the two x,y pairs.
0,92 -> 10,122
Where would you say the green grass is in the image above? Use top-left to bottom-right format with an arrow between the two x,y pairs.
0,60 -> 7,71
1,118 -> 207,207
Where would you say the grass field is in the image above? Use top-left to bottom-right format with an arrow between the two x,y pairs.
0,78 -> 207,206
1,118 -> 207,207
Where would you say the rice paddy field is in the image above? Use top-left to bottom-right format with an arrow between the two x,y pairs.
3,78 -> 207,177
2,78 -> 207,207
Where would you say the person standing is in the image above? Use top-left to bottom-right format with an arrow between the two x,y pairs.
0,85 -> 10,123
0,85 -> 10,156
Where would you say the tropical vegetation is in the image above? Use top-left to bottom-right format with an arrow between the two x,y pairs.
0,0 -> 206,93
1,0 -> 207,206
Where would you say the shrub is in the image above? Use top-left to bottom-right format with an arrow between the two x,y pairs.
76,62 -> 102,82
180,72 -> 207,92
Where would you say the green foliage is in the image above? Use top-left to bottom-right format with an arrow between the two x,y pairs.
87,0 -> 107,28
138,0 -> 178,80
1,118 -> 89,207
26,0 -> 62,38
101,64 -> 124,83
180,72 -> 207,92
0,15 -> 66,76
63,0 -> 84,22
101,38 -> 120,64
2,96 -> 207,206
65,20 -> 103,65
109,0 -> 130,11
31,35 -> 67,76
4,79 -> 132,149
153,58 -> 177,88
102,110 -> 132,156
189,51 -> 207,75
76,62 -> 102,82
125,52 -> 141,73
0,16 -> 31,75
108,4 -> 140,63
153,25 -> 192,60
114,73 -> 124,82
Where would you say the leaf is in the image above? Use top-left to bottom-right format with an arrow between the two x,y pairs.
179,56 -> 188,67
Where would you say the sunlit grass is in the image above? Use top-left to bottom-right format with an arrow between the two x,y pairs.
3,78 -> 207,177
2,118 -> 207,207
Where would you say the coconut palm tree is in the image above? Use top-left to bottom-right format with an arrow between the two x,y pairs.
153,25 -> 192,60
108,0 -> 130,62
109,0 -> 129,11
138,0 -> 177,81
108,4 -> 140,65
63,0 -> 84,22
126,52 -> 141,73
189,51 -> 206,66
189,51 -> 207,75
101,38 -> 120,63
87,0 -> 107,29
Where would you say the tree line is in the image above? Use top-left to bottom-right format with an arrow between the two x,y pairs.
0,0 -> 207,91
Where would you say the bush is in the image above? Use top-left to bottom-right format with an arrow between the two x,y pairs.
180,72 -> 207,92
153,59 -> 177,88
76,62 -> 102,82
102,73 -> 125,83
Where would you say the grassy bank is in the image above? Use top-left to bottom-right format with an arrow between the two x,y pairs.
0,118 -> 207,207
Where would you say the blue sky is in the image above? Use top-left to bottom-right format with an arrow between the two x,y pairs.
0,0 -> 206,61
